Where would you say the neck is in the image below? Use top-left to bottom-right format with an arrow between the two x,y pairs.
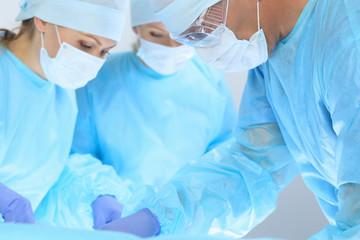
261,0 -> 308,54
8,31 -> 47,79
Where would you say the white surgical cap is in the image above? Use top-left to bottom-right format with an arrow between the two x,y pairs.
16,0 -> 129,41
148,0 -> 221,36
131,0 -> 159,27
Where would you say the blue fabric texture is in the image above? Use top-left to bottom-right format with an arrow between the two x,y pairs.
0,48 -> 75,211
134,0 -> 360,237
309,225 -> 360,240
15,0 -> 129,41
0,49 -> 132,229
0,223 -> 139,240
71,51 -> 237,188
0,223 -> 284,240
34,154 -> 133,229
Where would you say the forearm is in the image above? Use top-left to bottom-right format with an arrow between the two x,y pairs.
35,154 -> 134,229
144,124 -> 297,236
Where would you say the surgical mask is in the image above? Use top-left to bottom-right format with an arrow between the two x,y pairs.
40,25 -> 105,89
172,0 -> 268,73
196,1 -> 268,72
137,38 -> 195,75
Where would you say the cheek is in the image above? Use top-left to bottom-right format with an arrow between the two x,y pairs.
43,34 -> 61,58
139,33 -> 153,42
149,38 -> 166,46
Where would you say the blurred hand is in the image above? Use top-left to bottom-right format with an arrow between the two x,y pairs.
92,195 -> 124,229
101,209 -> 160,238
0,183 -> 34,223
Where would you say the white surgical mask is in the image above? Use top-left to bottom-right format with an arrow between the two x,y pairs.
196,1 -> 268,73
40,25 -> 105,89
137,38 -> 195,75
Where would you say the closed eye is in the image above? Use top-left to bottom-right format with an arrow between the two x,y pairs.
150,32 -> 165,38
101,50 -> 110,57
80,42 -> 92,49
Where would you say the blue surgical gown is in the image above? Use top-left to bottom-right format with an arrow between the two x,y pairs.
0,48 -> 132,229
0,223 -> 285,240
136,0 -> 360,238
71,51 -> 237,187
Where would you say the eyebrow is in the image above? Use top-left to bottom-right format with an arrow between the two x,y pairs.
148,26 -> 170,34
82,33 -> 101,45
81,34 -> 117,50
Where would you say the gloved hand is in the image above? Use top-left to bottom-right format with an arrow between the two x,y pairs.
0,183 -> 34,223
101,209 -> 160,238
92,195 -> 124,229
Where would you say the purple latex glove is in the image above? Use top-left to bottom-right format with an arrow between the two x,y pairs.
0,183 -> 34,223
101,209 -> 160,238
92,195 -> 124,229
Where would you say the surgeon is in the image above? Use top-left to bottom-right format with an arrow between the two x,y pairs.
71,0 -> 237,190
100,0 -> 360,238
0,0 -> 154,235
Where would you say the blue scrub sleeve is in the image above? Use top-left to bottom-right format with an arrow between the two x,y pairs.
325,38 -> 360,229
325,39 -> 360,187
310,29 -> 360,240
139,67 -> 298,236
34,154 -> 134,230
206,71 -> 238,152
309,224 -> 360,240
71,87 -> 100,158
336,183 -> 360,230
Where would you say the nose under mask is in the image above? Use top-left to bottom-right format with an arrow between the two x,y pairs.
40,25 -> 106,89
196,0 -> 268,73
136,36 -> 195,75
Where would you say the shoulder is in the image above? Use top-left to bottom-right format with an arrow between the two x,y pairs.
0,48 -> 12,67
0,49 -> 16,80
317,0 -> 360,50
94,51 -> 136,81
84,51 -> 136,92
188,54 -> 226,83
102,51 -> 136,71
312,0 -> 360,88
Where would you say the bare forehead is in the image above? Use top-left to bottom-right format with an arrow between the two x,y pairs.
59,27 -> 116,47
140,22 -> 169,32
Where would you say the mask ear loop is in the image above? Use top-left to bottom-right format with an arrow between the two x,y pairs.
257,0 -> 261,31
224,0 -> 230,26
54,25 -> 62,47
40,31 -> 45,48
136,26 -> 142,38
136,26 -> 142,49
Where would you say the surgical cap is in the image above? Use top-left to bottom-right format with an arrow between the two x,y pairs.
131,0 -> 159,27
15,0 -> 129,41
148,0 -> 221,36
